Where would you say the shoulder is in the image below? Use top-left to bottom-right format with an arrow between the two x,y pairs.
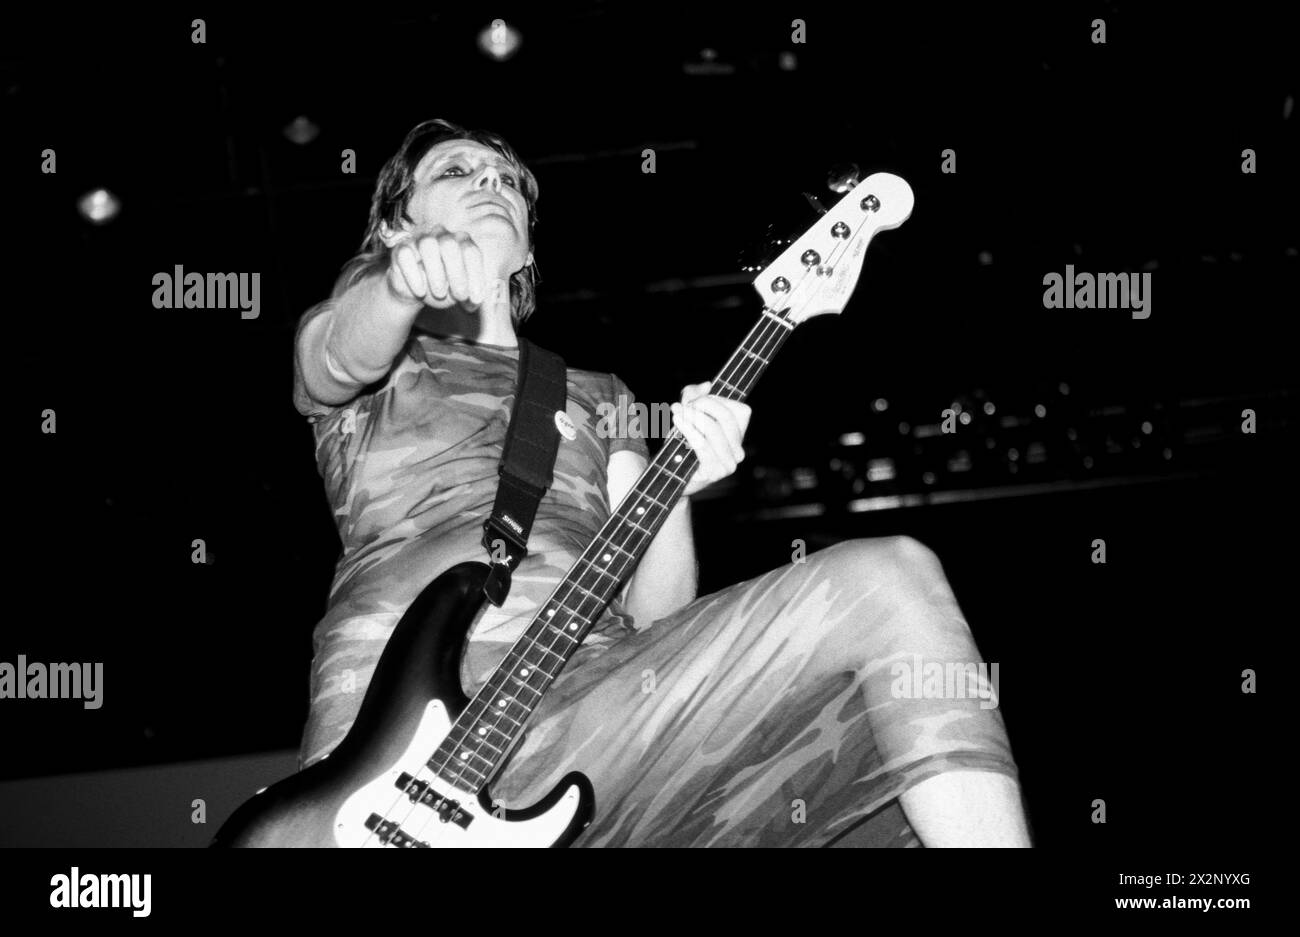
561,366 -> 649,462
564,366 -> 636,406
563,368 -> 641,434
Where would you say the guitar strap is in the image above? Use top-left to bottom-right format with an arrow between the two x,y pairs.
480,337 -> 568,608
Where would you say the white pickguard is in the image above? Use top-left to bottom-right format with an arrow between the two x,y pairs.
334,700 -> 582,847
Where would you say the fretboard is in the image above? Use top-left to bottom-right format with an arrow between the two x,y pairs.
429,307 -> 797,794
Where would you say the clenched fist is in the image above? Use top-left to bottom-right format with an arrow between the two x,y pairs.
386,226 -> 507,312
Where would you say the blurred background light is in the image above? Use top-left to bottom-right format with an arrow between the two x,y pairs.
283,115 -> 320,145
479,18 -> 522,61
77,188 -> 121,224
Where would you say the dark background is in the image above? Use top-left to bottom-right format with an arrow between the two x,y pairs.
3,3 -> 1294,849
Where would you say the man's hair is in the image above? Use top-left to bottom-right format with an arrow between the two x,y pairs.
334,118 -> 541,324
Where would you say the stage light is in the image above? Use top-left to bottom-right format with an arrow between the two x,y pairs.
78,188 -> 120,224
791,468 -> 817,490
779,52 -> 798,71
983,402 -> 996,415
838,431 -> 866,446
848,495 -> 906,513
867,458 -> 895,482
872,397 -> 888,413
683,47 -> 734,76
479,19 -> 521,61
1034,404 -> 1047,418
283,115 -> 320,145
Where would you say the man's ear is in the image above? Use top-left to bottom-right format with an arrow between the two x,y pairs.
378,220 -> 408,249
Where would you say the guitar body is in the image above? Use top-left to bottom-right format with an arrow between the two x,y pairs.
211,562 -> 594,848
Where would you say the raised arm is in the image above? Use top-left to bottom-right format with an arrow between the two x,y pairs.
296,264 -> 424,407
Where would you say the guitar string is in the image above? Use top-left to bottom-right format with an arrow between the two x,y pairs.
393,316 -> 792,845
388,316 -> 788,847
388,319 -> 785,845
381,224 -> 862,845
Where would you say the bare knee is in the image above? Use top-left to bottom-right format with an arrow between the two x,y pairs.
796,537 -> 966,677
813,536 -> 944,588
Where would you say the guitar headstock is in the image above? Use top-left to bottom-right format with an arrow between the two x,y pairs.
751,172 -> 914,324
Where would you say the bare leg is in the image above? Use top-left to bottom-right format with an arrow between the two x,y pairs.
899,770 -> 1032,847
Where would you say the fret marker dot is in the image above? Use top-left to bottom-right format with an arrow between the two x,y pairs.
477,727 -> 487,736
519,667 -> 530,677
460,751 -> 470,760
602,553 -> 612,563
673,454 -> 683,462
568,623 -> 578,631
636,506 -> 645,515
546,608 -> 555,617
497,699 -> 507,708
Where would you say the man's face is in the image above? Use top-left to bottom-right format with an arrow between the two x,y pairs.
383,139 -> 532,278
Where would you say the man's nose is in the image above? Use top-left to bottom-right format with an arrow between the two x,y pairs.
474,166 -> 502,193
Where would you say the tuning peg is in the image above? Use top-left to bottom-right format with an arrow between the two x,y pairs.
827,162 -> 861,193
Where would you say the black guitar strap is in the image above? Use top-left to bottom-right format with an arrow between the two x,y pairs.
481,337 -> 568,607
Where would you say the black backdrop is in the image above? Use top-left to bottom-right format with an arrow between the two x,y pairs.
4,3 -> 1294,852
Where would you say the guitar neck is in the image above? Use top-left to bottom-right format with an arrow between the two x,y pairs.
431,307 -> 798,794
